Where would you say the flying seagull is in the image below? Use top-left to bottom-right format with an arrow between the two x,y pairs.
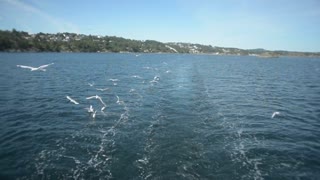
66,96 -> 79,105
101,106 -> 106,112
92,110 -> 97,119
116,95 -> 124,104
96,88 -> 109,91
271,112 -> 280,118
109,79 -> 119,82
86,95 -> 100,100
86,95 -> 106,107
17,63 -> 54,71
85,105 -> 94,113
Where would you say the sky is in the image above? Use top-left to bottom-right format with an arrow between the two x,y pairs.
0,0 -> 320,52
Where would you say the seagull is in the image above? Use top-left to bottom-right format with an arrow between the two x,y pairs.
116,95 -> 120,104
17,63 -> 54,71
116,95 -> 124,104
66,96 -> 79,105
86,95 -> 100,100
101,106 -> 106,112
271,112 -> 280,118
92,110 -> 97,118
150,76 -> 160,83
109,79 -> 119,82
88,82 -> 94,87
97,96 -> 106,107
132,75 -> 142,79
96,88 -> 109,91
86,95 -> 106,107
129,89 -> 135,93
85,105 -> 94,113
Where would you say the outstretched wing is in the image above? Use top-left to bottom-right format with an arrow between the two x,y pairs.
86,96 -> 97,100
66,96 -> 79,104
17,65 -> 35,70
38,63 -> 54,69
97,97 -> 106,106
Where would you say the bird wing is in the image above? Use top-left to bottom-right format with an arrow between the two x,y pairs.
17,65 -> 35,70
86,96 -> 97,100
66,96 -> 79,104
271,112 -> 279,118
96,88 -> 109,91
38,63 -> 54,69
97,97 -> 106,106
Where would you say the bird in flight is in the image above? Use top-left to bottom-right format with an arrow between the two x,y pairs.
17,63 -> 54,71
86,95 -> 106,107
66,96 -> 79,105
271,112 -> 280,118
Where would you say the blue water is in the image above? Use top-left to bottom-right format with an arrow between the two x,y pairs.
0,53 -> 320,179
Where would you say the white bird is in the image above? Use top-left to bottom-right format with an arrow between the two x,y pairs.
97,96 -> 107,107
150,76 -> 160,83
271,112 -> 280,118
92,110 -> 97,118
96,88 -> 109,91
116,95 -> 124,104
85,105 -> 94,113
116,95 -> 120,104
86,95 -> 106,107
66,96 -> 79,105
132,75 -> 142,79
101,106 -> 106,112
88,82 -> 94,87
17,63 -> 54,71
109,79 -> 119,82
86,95 -> 100,100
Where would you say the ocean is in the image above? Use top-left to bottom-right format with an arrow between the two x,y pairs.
0,53 -> 319,179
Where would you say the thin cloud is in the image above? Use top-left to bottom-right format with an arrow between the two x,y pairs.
4,0 -> 80,33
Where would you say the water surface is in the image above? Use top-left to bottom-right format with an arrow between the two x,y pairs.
0,53 -> 320,179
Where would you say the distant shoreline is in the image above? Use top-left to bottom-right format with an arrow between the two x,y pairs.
1,29 -> 319,57
2,51 -> 319,58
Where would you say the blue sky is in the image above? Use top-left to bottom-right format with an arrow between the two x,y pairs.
1,0 -> 319,52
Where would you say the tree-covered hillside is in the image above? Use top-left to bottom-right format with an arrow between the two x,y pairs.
1,29 -> 319,57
